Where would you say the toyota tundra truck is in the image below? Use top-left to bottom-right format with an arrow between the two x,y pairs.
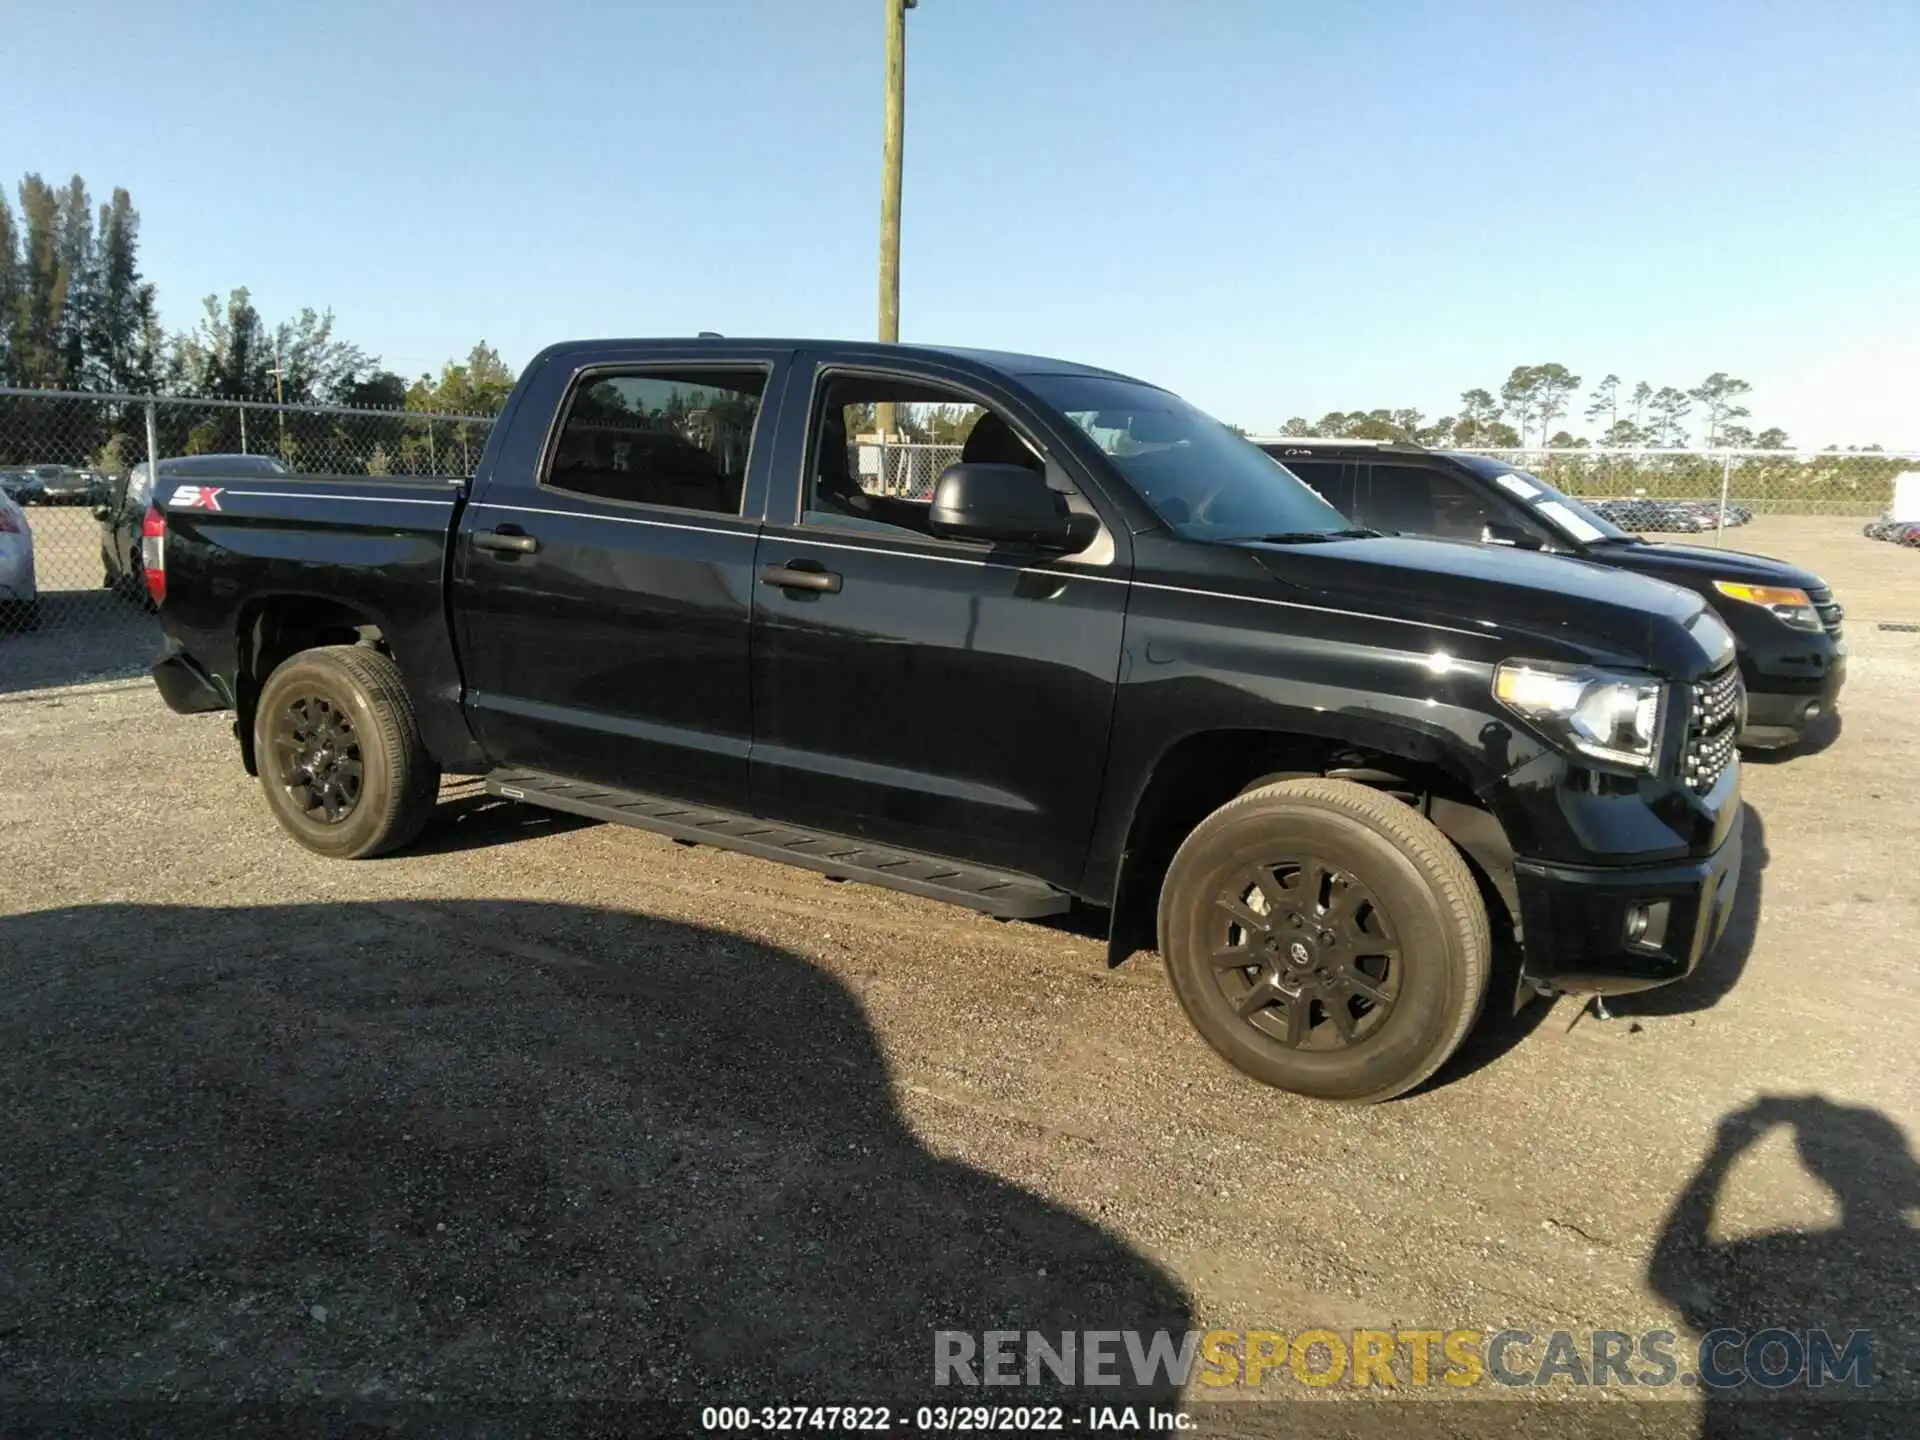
147,337 -> 1745,1101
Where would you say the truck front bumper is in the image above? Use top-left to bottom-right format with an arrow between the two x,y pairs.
1512,805 -> 1743,995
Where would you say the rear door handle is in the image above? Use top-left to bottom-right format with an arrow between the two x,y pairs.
760,563 -> 841,594
474,528 -> 539,554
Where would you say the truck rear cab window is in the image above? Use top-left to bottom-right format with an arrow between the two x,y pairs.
543,368 -> 767,515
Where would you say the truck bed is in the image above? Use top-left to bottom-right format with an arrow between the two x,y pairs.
155,471 -> 477,770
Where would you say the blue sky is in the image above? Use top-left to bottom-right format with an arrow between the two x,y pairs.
5,0 -> 1917,444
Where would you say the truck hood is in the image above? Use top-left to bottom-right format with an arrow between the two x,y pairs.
1589,538 -> 1826,593
1240,534 -> 1735,679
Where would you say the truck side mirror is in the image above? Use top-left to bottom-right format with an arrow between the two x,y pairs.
928,463 -> 1076,549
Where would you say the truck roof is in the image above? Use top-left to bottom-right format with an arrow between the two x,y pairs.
531,337 -> 1152,386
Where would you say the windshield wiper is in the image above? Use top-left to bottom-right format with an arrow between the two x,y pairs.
1238,528 -> 1381,544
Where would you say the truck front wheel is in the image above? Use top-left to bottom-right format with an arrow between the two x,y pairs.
253,645 -> 440,859
1159,778 -> 1490,1102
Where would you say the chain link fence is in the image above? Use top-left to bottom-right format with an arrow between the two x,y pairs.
0,388 -> 495,690
6,385 -> 1917,692
1468,447 -> 1919,533
851,440 -> 963,502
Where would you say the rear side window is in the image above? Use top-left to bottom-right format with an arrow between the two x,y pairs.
1365,462 -> 1547,544
544,368 -> 766,515
1276,459 -> 1356,517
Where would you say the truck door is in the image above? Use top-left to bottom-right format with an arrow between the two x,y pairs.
452,348 -> 789,810
746,354 -> 1131,890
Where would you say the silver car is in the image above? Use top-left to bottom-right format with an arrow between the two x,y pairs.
0,487 -> 37,629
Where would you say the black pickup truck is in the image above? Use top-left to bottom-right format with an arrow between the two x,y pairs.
150,337 -> 1744,1101
1254,438 -> 1845,749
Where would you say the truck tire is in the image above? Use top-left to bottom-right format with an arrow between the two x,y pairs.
1158,778 -> 1489,1102
253,644 -> 440,860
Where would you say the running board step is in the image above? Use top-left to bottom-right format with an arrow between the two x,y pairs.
484,770 -> 1071,919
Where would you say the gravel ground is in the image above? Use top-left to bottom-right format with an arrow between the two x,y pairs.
0,515 -> 1915,1436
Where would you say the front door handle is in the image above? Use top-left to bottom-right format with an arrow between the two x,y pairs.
474,528 -> 539,554
760,563 -> 841,594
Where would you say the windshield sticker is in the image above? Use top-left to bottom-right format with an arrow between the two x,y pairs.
1537,500 -> 1605,543
1494,473 -> 1541,500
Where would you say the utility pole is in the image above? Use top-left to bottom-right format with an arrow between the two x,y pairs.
875,0 -> 912,438
270,336 -> 289,464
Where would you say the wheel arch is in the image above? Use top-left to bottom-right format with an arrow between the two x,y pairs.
1101,725 -> 1519,966
234,593 -> 387,775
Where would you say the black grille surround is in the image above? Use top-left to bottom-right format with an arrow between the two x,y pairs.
1807,583 -> 1844,638
1685,664 -> 1744,793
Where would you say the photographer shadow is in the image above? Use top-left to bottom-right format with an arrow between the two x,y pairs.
1648,1095 -> 1920,1437
0,900 -> 1192,1417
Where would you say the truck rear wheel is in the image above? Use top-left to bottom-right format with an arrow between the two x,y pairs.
254,645 -> 440,859
1158,778 -> 1489,1102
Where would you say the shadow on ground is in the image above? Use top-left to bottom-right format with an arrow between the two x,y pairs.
401,781 -> 600,855
0,593 -> 157,695
1650,1095 -> 1919,1436
1741,710 -> 1843,764
0,901 -> 1190,1416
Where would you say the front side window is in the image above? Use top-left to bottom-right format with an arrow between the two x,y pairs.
545,368 -> 766,515
805,373 -> 1060,540
1026,374 -> 1350,541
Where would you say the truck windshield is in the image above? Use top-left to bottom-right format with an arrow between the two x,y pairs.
1026,375 -> 1351,542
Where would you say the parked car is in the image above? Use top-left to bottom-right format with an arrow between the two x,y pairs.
0,487 -> 37,630
1864,516 -> 1920,546
1593,498 -> 1704,532
19,464 -> 95,505
1594,497 -> 1751,532
1253,438 -> 1844,750
148,337 -> 1745,1102
0,469 -> 46,506
98,454 -> 293,606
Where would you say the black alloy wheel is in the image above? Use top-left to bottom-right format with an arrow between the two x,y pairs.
1211,858 -> 1400,1050
1158,777 -> 1490,1101
270,693 -> 365,823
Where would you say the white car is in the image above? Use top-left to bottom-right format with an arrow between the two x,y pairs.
0,487 -> 38,630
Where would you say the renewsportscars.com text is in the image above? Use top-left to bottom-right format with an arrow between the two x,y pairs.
933,1327 -> 1875,1391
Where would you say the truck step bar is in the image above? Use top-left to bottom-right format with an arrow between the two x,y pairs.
484,770 -> 1072,919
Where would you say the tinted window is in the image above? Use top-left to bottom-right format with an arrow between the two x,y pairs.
804,372 -> 1074,542
1275,459 -> 1356,517
1365,463 -> 1548,544
545,369 -> 765,514
1026,375 -> 1348,541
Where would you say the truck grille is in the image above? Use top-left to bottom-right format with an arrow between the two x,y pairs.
1807,583 -> 1844,638
1684,664 -> 1743,793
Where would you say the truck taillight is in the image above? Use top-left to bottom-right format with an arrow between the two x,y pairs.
0,508 -> 23,533
141,505 -> 167,605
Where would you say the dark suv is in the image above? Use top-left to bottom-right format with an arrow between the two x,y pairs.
1255,439 -> 1844,750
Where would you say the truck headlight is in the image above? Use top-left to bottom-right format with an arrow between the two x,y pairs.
1712,580 -> 1821,632
1493,660 -> 1665,769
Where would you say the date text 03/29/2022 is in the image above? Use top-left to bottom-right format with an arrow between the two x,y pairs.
700,1406 -> 1190,1434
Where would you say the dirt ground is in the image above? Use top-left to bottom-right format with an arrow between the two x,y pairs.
1,515 -> 1915,1434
